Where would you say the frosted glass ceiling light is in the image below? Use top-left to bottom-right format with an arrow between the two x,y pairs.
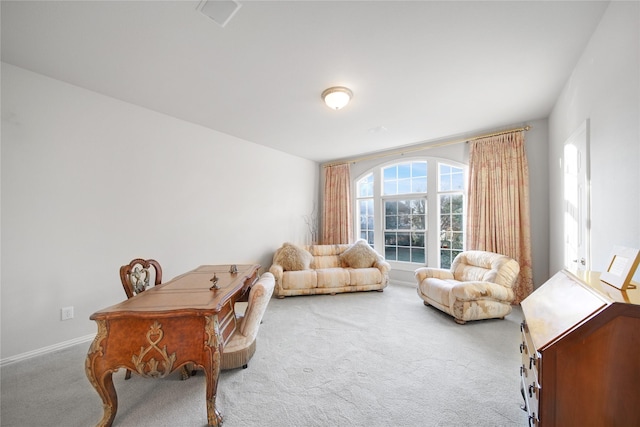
322,86 -> 353,110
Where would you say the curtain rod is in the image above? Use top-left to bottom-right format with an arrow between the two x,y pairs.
323,125 -> 531,168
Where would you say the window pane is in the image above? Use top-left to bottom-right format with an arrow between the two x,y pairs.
439,163 -> 465,192
357,174 -> 374,197
412,162 -> 427,177
398,215 -> 411,229
385,246 -> 396,259
383,161 -> 427,195
383,181 -> 397,195
440,177 -> 451,191
452,233 -> 464,249
452,172 -> 464,190
452,214 -> 463,230
397,247 -> 411,262
385,215 -> 397,229
358,196 -> 374,246
412,215 -> 425,230
451,195 -> 463,213
439,191 -> 465,267
411,248 -> 425,264
412,177 -> 427,192
398,178 -> 411,194
385,201 -> 398,215
397,200 -> 410,214
397,232 -> 411,246
384,232 -> 397,245
383,166 -> 397,180
410,199 -> 425,213
411,232 -> 425,247
440,250 -> 452,269
398,163 -> 411,179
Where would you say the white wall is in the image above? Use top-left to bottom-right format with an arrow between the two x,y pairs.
1,63 -> 319,361
548,2 -> 639,278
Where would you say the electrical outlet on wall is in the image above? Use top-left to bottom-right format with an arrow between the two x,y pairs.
61,306 -> 74,321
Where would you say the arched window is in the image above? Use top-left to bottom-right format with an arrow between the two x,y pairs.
355,158 -> 466,269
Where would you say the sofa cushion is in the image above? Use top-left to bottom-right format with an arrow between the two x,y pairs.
310,255 -> 342,269
316,268 -> 350,288
275,242 -> 313,271
348,267 -> 382,286
281,270 -> 318,290
340,240 -> 378,268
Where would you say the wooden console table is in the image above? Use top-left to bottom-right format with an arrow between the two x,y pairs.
85,264 -> 260,427
519,269 -> 640,426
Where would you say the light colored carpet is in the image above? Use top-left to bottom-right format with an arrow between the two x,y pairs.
1,283 -> 528,427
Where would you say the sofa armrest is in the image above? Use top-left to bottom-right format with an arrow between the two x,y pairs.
269,264 -> 283,282
415,267 -> 454,283
374,257 -> 391,275
450,281 -> 515,303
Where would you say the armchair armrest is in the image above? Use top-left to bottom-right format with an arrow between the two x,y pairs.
415,267 -> 454,283
450,281 -> 515,303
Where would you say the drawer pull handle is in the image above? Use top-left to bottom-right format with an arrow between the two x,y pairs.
520,343 -> 525,353
529,356 -> 536,369
528,384 -> 535,398
520,384 -> 528,412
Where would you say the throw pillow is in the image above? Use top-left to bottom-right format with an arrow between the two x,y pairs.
275,243 -> 313,271
340,240 -> 378,268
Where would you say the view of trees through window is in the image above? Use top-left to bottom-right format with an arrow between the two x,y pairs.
356,159 -> 466,269
438,164 -> 465,268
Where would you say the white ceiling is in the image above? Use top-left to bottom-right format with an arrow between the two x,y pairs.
1,1 -> 609,163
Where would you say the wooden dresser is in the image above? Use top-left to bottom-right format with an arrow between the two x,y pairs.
519,269 -> 640,426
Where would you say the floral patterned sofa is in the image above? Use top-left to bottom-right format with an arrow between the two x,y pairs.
415,250 -> 520,324
269,240 -> 390,298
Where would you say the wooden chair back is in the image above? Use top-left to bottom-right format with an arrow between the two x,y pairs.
119,258 -> 163,299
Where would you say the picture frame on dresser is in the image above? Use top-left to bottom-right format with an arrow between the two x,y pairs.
600,245 -> 640,290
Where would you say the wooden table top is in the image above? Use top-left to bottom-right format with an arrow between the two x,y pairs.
91,264 -> 260,320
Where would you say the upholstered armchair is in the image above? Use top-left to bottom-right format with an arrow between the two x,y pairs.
415,251 -> 520,324
221,272 -> 275,370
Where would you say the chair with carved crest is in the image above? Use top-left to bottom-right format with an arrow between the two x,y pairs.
120,258 -> 163,300
119,258 -> 163,380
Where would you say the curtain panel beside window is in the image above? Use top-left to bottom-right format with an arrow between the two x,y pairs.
322,163 -> 352,245
466,131 -> 533,304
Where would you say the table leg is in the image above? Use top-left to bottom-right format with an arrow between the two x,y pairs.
204,315 -> 224,426
85,320 -> 118,427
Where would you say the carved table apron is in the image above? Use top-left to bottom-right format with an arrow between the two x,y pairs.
85,264 -> 260,427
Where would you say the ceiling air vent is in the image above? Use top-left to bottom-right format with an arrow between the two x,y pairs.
197,0 -> 242,28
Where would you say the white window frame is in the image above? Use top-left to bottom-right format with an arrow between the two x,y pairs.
353,157 -> 467,272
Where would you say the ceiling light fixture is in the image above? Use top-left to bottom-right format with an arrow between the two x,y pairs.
322,86 -> 353,110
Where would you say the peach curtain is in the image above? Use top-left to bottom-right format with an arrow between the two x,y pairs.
322,163 -> 352,245
467,131 -> 533,303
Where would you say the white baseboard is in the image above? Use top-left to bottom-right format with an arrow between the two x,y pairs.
0,334 -> 95,367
